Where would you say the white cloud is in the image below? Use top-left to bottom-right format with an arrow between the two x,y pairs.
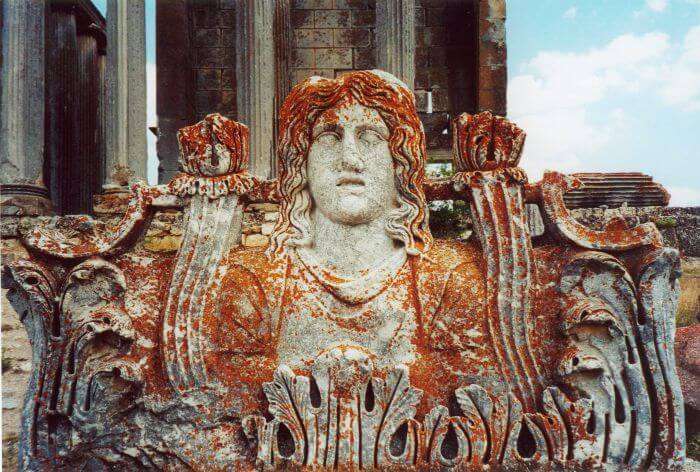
508,24 -> 700,188
508,32 -> 670,178
658,25 -> 700,111
646,0 -> 668,12
146,62 -> 158,185
667,186 -> 700,206
563,6 -> 577,19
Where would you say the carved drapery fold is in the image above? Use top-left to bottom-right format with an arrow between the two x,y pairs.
451,112 -> 542,412
162,114 -> 250,393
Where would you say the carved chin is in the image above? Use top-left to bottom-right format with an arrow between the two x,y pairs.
327,195 -> 379,224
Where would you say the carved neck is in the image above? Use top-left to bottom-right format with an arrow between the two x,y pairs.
306,207 -> 406,277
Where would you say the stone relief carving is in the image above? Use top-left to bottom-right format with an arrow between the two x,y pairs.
2,70 -> 686,470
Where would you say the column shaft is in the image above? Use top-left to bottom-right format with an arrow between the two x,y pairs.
236,0 -> 276,179
477,0 -> 507,116
0,0 -> 51,215
105,0 -> 147,184
156,0 -> 194,184
376,0 -> 415,90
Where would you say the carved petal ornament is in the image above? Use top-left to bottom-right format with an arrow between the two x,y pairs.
2,70 -> 685,470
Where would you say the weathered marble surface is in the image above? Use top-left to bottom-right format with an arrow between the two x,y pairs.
2,70 -> 687,470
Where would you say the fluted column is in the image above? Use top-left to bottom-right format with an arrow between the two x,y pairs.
0,0 -> 52,216
376,0 -> 415,90
477,0 -> 507,115
104,0 -> 147,186
235,0 -> 276,179
156,0 -> 194,184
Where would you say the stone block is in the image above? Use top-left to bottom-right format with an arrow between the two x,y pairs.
315,10 -> 350,27
291,48 -> 315,68
477,87 -> 507,115
415,6 -> 425,26
333,28 -> 371,47
414,90 -> 429,112
195,90 -> 236,115
477,64 -> 507,93
415,49 -> 429,68
351,9 -> 375,26
195,90 -> 221,114
197,47 -> 233,67
218,8 -> 235,27
316,48 -> 353,68
428,67 -> 449,89
292,0 -> 334,9
353,47 -> 375,69
431,88 -> 450,112
291,9 -> 314,28
243,233 -> 270,247
294,28 -> 334,47
194,28 -> 220,47
334,0 -> 374,9
261,222 -> 275,235
220,28 -> 235,47
196,69 -> 222,91
292,68 -> 334,85
414,68 -> 429,89
192,8 -> 218,28
221,68 -> 235,89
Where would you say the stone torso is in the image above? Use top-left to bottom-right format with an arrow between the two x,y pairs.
202,239 -> 497,410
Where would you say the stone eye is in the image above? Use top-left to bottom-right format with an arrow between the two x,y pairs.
358,129 -> 384,146
316,132 -> 340,146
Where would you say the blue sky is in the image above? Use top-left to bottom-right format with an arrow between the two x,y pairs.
96,1 -> 699,205
507,0 -> 700,205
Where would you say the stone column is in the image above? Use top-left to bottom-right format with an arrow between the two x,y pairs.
156,0 -> 194,184
477,0 -> 506,116
45,9 -> 78,215
105,0 -> 147,185
0,0 -> 52,216
273,0 -> 292,178
235,0 -> 276,179
376,0 -> 415,90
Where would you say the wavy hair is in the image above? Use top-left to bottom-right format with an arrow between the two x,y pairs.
268,70 -> 432,259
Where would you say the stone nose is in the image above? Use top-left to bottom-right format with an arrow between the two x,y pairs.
337,133 -> 365,172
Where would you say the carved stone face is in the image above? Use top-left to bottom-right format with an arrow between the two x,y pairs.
307,101 -> 397,226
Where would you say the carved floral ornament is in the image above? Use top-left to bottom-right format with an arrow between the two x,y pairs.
2,70 -> 685,470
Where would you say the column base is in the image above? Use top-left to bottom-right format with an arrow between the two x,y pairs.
0,183 -> 53,217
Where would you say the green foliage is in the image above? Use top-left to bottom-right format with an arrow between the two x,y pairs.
652,216 -> 678,228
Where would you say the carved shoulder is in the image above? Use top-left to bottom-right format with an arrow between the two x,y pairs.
420,240 -> 488,351
205,247 -> 284,355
